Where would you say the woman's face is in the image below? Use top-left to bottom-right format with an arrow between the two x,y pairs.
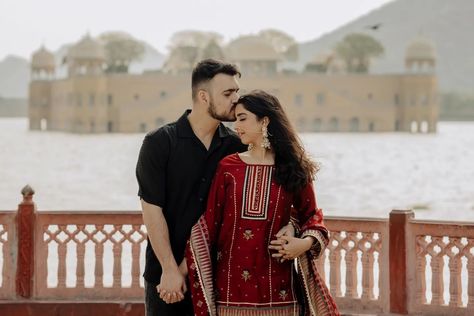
233,103 -> 264,145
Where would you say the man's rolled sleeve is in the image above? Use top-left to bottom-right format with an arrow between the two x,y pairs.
136,132 -> 168,208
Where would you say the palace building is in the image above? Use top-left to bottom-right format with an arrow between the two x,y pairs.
29,35 -> 438,133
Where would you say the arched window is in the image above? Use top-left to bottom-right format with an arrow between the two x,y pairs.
350,117 -> 359,132
420,121 -> 429,133
368,122 -> 375,132
312,118 -> 322,132
329,117 -> 339,132
297,118 -> 306,131
395,120 -> 400,131
410,121 -> 418,133
40,118 -> 48,131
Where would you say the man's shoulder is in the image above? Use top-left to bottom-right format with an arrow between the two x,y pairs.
144,121 -> 178,142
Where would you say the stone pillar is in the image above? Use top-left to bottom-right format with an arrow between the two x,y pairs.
389,209 -> 414,314
16,185 -> 36,298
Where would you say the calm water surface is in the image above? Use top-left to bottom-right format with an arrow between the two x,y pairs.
1,118 -> 473,221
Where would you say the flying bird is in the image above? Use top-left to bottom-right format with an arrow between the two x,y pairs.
366,23 -> 382,30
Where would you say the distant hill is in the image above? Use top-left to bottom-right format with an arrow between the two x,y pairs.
0,55 -> 30,98
129,42 -> 166,73
1,1 -> 472,97
0,36 -> 165,98
298,0 -> 474,93
0,96 -> 27,117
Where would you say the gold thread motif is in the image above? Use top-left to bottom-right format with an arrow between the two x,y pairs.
243,229 -> 254,240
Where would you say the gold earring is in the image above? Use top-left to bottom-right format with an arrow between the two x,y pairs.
261,126 -> 271,149
248,143 -> 254,151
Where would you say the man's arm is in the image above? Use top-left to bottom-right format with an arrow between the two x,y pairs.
141,200 -> 186,303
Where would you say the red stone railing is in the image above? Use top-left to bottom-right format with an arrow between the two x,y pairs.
1,187 -> 474,316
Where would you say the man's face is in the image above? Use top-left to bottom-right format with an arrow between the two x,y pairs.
206,73 -> 240,122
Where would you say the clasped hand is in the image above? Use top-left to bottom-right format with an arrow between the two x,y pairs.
268,225 -> 313,262
156,259 -> 188,304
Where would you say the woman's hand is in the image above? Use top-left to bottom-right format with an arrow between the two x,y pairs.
268,222 -> 296,259
275,235 -> 314,261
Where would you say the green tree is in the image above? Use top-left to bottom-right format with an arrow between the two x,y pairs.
200,39 -> 225,60
334,33 -> 384,73
258,29 -> 298,61
168,30 -> 223,50
99,32 -> 145,73
163,30 -> 224,73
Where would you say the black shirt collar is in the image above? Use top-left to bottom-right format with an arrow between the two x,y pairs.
177,109 -> 231,139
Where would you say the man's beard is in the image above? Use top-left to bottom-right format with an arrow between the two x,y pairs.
207,99 -> 235,122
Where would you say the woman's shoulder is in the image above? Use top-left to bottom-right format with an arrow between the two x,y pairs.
219,152 -> 242,166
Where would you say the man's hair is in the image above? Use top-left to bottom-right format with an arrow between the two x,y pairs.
191,59 -> 241,100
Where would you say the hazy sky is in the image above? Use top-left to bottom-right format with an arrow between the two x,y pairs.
0,0 -> 393,60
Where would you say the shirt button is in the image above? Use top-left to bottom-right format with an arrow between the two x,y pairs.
201,177 -> 206,182
199,197 -> 204,202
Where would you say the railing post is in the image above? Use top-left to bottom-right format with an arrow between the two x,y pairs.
389,209 -> 414,314
16,185 -> 36,298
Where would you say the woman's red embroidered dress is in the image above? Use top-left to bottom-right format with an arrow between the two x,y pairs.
186,153 -> 339,316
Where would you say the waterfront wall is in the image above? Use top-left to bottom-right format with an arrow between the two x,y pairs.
1,186 -> 473,315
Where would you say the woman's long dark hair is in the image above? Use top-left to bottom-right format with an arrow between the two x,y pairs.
237,90 -> 319,193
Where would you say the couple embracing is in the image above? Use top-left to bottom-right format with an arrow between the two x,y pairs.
136,59 -> 339,316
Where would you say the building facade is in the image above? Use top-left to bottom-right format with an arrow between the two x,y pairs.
29,35 -> 438,133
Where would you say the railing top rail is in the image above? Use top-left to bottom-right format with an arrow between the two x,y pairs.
35,210 -> 142,215
0,210 -> 16,215
410,219 -> 474,237
35,211 -> 144,225
325,216 -> 388,232
411,218 -> 474,226
325,215 -> 388,222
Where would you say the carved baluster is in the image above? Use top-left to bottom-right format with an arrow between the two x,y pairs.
112,226 -> 123,288
0,225 -> 7,288
328,234 -> 342,297
75,226 -> 86,288
57,243 -> 67,288
430,238 -> 445,305
131,225 -> 142,289
345,232 -> 359,298
448,238 -> 462,307
57,225 -> 69,289
94,226 -> 104,287
416,237 -> 427,305
373,237 -> 382,301
361,234 -> 375,301
317,249 -> 326,282
467,242 -> 474,309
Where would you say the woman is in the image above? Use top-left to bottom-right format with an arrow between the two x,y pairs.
186,90 -> 339,316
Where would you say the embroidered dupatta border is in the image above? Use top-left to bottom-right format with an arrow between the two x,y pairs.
297,254 -> 340,316
190,216 -> 217,316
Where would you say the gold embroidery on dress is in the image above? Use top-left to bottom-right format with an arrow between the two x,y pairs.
279,289 -> 288,300
241,270 -> 251,282
243,229 -> 254,240
241,166 -> 273,220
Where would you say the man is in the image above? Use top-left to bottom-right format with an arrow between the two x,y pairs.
136,59 -> 292,315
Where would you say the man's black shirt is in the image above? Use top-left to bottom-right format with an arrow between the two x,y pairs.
136,110 -> 245,284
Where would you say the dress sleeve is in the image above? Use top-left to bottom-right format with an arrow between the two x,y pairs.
185,162 -> 227,315
293,182 -> 329,259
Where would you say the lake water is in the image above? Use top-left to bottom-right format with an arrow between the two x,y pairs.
1,118 -> 473,221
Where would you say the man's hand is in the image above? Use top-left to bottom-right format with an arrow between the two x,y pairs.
179,258 -> 188,277
268,222 -> 295,260
157,266 -> 187,304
